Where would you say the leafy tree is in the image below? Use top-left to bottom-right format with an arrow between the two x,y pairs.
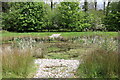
57,2 -> 94,31
103,1 -> 120,31
2,2 -> 47,32
57,2 -> 80,31
89,9 -> 106,31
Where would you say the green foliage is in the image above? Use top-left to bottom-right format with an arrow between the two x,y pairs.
2,1 -> 119,32
57,2 -> 93,31
42,4 -> 59,31
103,1 -> 120,31
2,2 -> 10,12
2,2 -> 47,32
77,39 -> 119,78
103,12 -> 120,31
2,48 -> 34,78
89,9 -> 106,31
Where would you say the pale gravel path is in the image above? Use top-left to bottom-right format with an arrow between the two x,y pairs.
34,59 -> 80,78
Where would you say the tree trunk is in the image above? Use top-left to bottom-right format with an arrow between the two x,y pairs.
84,0 -> 88,12
51,0 -> 53,10
106,1 -> 111,16
94,0 -> 97,10
103,1 -> 105,14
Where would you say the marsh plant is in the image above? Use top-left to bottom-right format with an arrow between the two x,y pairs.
12,37 -> 47,58
2,37 -> 47,78
2,47 -> 34,78
0,48 -> 2,79
77,37 -> 119,78
72,36 -> 118,49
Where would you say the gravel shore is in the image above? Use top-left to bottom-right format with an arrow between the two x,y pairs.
34,59 -> 80,78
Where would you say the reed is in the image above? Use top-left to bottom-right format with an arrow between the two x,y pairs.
2,47 -> 34,78
77,37 -> 119,78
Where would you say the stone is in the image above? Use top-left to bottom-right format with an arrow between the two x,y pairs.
34,59 -> 80,78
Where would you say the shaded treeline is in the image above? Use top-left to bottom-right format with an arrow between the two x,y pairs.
1,1 -> 120,32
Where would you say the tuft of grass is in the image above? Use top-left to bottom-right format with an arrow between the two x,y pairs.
77,47 -> 119,78
2,47 -> 34,78
2,37 -> 47,78
0,48 -> 2,79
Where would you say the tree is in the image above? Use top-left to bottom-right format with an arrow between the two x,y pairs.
103,1 -> 120,31
2,2 -> 47,32
57,2 -> 94,31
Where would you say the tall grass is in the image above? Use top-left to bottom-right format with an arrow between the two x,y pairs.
2,47 -> 34,78
77,37 -> 119,78
2,37 -> 47,78
0,47 -> 2,79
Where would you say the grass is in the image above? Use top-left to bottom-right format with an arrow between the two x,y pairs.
1,37 -> 47,78
1,31 -> 118,45
1,31 -> 118,38
76,37 -> 119,78
45,43 -> 92,59
77,48 -> 119,78
0,50 -> 2,80
1,31 -> 119,78
2,47 -> 34,78
43,35 -> 119,78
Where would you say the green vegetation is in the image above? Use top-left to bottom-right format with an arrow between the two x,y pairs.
1,0 -> 119,78
1,32 -> 119,78
77,48 -> 119,78
56,2 -> 94,31
2,48 -> 34,78
2,37 -> 47,78
2,2 -> 47,32
1,31 -> 118,38
103,2 -> 120,31
2,1 -> 120,32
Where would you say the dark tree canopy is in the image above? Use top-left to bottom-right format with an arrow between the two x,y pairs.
103,1 -> 120,31
2,1 -> 119,32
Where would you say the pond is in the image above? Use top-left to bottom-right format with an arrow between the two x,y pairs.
1,35 -> 118,78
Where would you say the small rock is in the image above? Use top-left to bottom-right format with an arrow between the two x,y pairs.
34,59 -> 80,78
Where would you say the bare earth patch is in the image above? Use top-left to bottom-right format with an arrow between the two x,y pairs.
34,59 -> 80,78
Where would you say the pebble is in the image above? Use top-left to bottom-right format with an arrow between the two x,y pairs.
34,59 -> 80,78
